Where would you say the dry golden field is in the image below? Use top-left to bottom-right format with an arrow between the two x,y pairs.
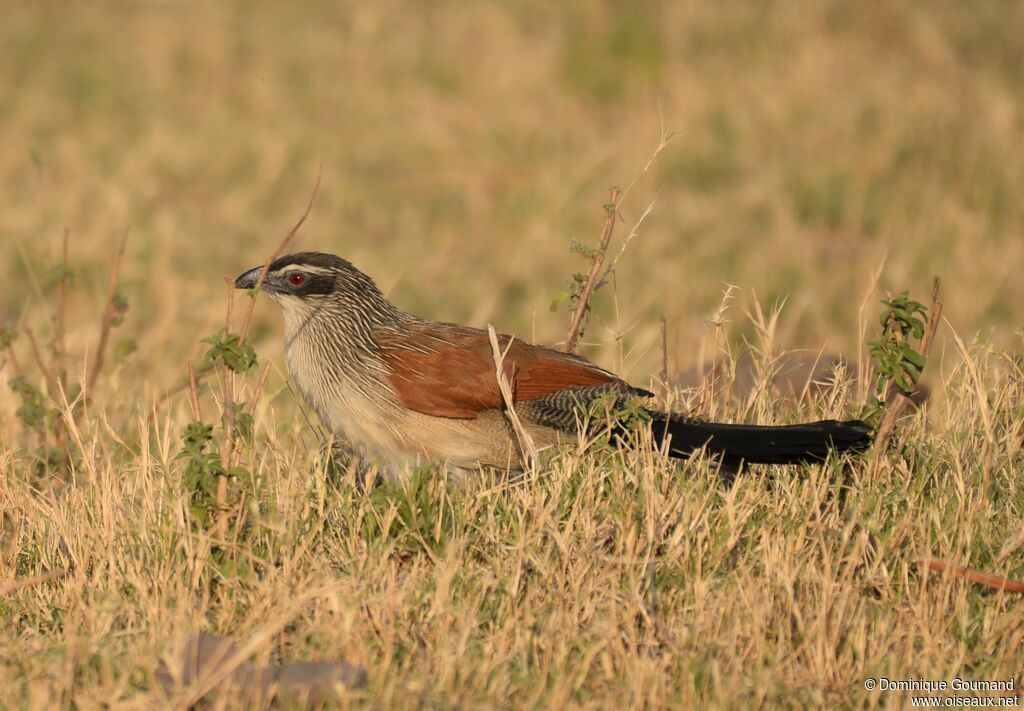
2,1 -> 1024,708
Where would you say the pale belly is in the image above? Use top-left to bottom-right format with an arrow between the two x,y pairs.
286,351 -> 545,472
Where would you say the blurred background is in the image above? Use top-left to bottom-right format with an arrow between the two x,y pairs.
2,0 -> 1022,398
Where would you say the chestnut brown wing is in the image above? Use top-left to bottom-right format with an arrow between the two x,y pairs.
376,322 -> 636,419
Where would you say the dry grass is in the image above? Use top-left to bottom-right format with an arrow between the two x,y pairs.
2,1 -> 1024,708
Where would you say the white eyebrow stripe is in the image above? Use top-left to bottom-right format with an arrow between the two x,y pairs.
273,265 -> 333,276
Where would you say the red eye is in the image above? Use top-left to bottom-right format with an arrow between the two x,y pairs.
288,273 -> 305,286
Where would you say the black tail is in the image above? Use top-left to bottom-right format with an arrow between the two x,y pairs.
645,412 -> 872,470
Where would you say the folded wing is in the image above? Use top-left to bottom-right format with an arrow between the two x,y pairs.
376,321 -> 645,419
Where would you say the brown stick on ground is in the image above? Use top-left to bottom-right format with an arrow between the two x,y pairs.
86,232 -> 129,396
563,186 -> 621,353
917,558 -> 1024,593
872,277 -> 942,454
158,632 -> 366,705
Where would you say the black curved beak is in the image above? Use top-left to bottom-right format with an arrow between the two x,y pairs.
234,266 -> 265,290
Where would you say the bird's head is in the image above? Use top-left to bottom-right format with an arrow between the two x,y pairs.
234,251 -> 398,326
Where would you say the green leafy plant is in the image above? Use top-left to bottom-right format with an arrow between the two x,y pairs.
178,417 -> 254,510
863,290 -> 931,427
179,422 -> 225,528
200,329 -> 257,373
551,191 -> 622,352
178,330 -> 262,581
9,375 -> 49,430
174,173 -> 319,585
0,323 -> 16,351
550,238 -> 609,317
110,290 -> 129,327
3,236 -> 133,478
360,464 -> 455,555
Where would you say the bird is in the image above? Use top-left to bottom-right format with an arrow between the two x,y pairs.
234,252 -> 872,476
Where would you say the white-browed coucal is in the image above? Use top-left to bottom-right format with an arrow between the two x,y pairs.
235,252 -> 871,474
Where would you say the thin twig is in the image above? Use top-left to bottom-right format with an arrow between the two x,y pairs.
23,327 -> 56,397
155,363 -> 215,409
564,186 -> 621,353
616,115 -> 674,206
247,362 -> 272,416
603,196 -> 658,278
187,360 -> 203,422
873,277 -> 942,453
658,315 -> 669,405
54,229 -> 70,457
153,168 -> 321,411
238,166 -> 322,346
217,287 -> 235,538
56,228 -> 69,389
487,325 -> 538,469
86,231 -> 128,395
917,557 -> 1024,593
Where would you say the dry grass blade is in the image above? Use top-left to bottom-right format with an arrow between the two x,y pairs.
86,231 -> 128,396
563,186 -> 621,353
487,324 -> 538,469
945,315 -> 995,444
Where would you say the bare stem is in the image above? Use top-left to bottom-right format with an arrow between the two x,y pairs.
918,557 -> 1024,593
239,166 -> 322,346
56,228 -> 69,389
658,315 -> 669,404
86,231 -> 128,396
53,229 -> 71,458
563,186 -> 621,353
187,360 -> 203,422
154,167 -> 321,411
217,286 -> 236,539
247,362 -> 272,416
24,327 -> 56,398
